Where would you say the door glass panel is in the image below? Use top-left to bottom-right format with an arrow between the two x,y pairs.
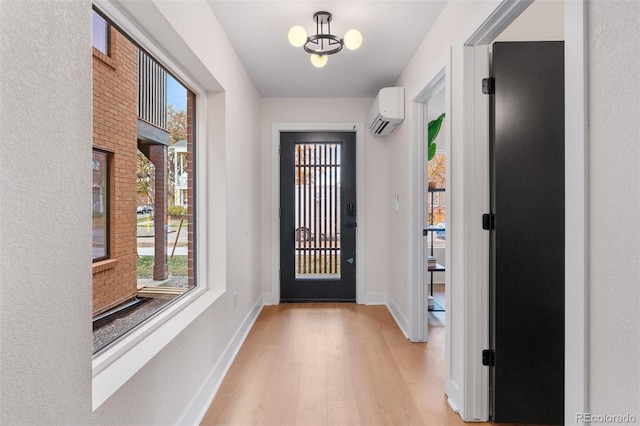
294,143 -> 341,279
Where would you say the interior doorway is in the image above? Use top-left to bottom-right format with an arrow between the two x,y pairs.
452,0 -> 586,422
489,40 -> 565,424
410,57 -> 451,344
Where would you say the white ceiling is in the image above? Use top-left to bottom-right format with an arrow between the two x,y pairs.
206,1 -> 447,98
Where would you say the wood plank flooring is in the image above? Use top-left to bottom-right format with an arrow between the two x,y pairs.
201,303 -> 489,426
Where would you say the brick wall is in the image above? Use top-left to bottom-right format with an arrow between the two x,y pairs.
92,26 -> 138,316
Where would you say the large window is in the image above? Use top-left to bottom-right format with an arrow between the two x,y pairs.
92,12 -> 197,354
92,149 -> 109,261
91,10 -> 109,56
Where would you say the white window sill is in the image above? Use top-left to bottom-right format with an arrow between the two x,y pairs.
92,287 -> 224,410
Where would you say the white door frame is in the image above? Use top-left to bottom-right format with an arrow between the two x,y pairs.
410,55 -> 451,346
432,0 -> 589,422
268,123 -> 366,305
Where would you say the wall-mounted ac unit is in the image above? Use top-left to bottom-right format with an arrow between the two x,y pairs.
368,87 -> 404,136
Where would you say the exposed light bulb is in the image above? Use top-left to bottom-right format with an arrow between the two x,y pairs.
310,54 -> 328,68
288,26 -> 307,47
343,29 -> 363,50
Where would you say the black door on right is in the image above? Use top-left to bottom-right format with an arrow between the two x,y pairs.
490,41 -> 564,424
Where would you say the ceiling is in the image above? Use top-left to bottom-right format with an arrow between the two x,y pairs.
206,1 -> 447,98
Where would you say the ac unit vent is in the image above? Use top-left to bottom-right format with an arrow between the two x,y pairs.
369,114 -> 391,135
368,87 -> 404,136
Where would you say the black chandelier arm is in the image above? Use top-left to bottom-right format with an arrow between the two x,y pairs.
304,34 -> 343,56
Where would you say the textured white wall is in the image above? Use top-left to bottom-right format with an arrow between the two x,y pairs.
260,98 -> 389,297
0,1 -> 93,423
0,0 -> 264,424
588,0 -> 640,417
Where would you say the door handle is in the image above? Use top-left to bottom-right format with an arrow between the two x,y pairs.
345,222 -> 357,228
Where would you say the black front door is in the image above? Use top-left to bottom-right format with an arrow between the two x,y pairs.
280,132 -> 357,301
490,41 -> 565,424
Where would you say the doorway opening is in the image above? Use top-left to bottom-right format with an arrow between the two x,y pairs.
279,132 -> 356,302
269,123 -> 366,305
410,60 -> 450,345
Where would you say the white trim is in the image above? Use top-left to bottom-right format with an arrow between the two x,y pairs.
179,297 -> 264,425
564,1 -> 589,423
410,95 -> 427,343
410,62 -> 447,344
269,123 -> 366,304
460,44 -> 491,422
445,377 -> 461,414
386,295 -> 410,339
448,396 -> 460,414
463,0 -> 534,46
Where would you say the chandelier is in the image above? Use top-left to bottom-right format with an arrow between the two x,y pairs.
288,11 -> 362,68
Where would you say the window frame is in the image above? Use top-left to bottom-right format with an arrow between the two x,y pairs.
91,8 -> 110,57
92,148 -> 110,262
91,1 -> 222,411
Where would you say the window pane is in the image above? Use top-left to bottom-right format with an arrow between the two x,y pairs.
92,10 -> 108,55
92,49 -> 197,352
92,150 -> 108,261
294,143 -> 341,279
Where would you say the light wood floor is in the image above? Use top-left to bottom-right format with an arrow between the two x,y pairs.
201,303 -> 490,426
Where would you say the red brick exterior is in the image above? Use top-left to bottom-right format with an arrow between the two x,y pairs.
92,26 -> 138,316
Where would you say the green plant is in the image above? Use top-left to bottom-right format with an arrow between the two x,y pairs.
428,112 -> 446,162
137,256 -> 188,276
168,205 -> 187,217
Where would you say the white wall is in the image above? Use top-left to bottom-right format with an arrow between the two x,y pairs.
381,2 -> 487,396
0,0 -> 264,424
0,1 -> 93,422
384,0 -> 486,319
260,98 -> 389,299
495,0 -> 564,42
588,0 -> 640,417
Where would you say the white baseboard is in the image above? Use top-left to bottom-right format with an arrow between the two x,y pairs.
448,396 -> 459,413
445,379 -> 461,415
178,296 -> 264,425
386,295 -> 410,339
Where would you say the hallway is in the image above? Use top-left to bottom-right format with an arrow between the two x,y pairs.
202,304 -> 483,425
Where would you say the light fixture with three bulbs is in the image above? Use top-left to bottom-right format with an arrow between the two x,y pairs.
288,11 -> 362,68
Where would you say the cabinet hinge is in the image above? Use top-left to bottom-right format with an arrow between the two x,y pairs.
482,349 -> 495,366
482,213 -> 495,230
482,77 -> 495,95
